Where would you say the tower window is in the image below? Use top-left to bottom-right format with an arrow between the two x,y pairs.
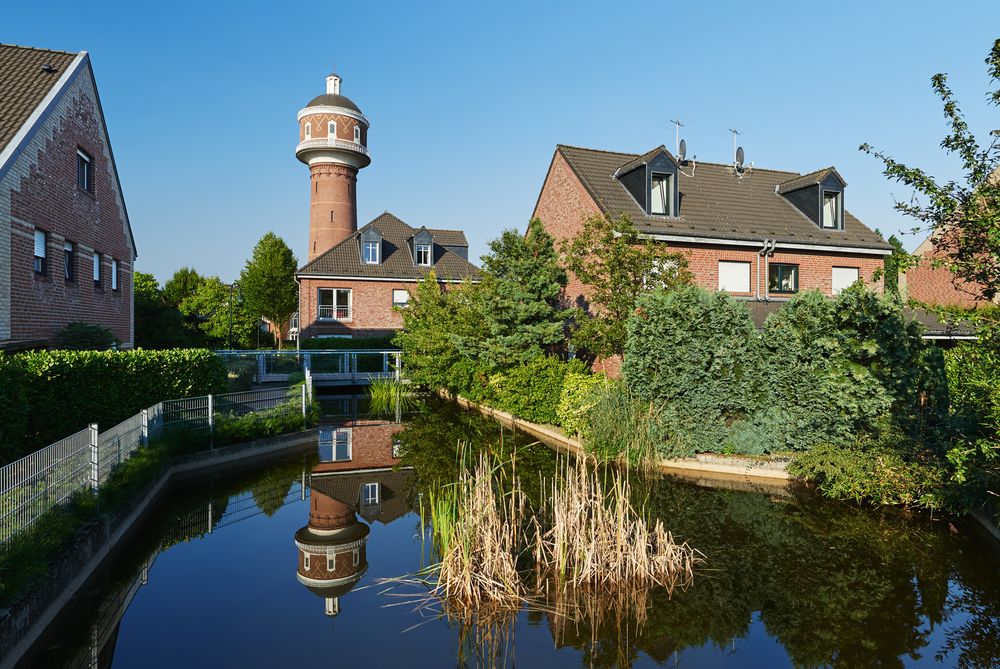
822,191 -> 841,229
328,120 -> 336,138
327,554 -> 336,571
303,553 -> 311,570
304,122 -> 312,139
353,125 -> 361,143
363,240 -> 380,264
76,149 -> 93,192
650,173 -> 673,215
33,229 -> 47,274
416,243 -> 431,266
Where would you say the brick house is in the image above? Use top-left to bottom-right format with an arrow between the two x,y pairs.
291,73 -> 478,341
296,211 -> 480,339
533,144 -> 893,309
0,45 -> 137,349
901,231 -> 984,308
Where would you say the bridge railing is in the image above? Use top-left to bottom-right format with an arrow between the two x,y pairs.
214,349 -> 402,384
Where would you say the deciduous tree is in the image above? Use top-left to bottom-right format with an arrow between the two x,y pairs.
239,232 -> 299,348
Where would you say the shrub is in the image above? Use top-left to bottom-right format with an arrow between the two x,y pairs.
623,286 -> 763,455
556,371 -> 608,437
52,322 -> 117,350
7,349 -> 227,462
580,382 -> 659,464
0,357 -> 29,463
489,356 -> 587,426
224,359 -> 257,392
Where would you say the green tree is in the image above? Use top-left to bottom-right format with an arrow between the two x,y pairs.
562,214 -> 690,357
861,38 -> 1000,301
163,267 -> 205,306
239,232 -> 299,348
133,271 -> 204,349
467,219 -> 567,368
180,277 -> 259,349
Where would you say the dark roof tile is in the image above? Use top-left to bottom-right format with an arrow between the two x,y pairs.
0,44 -> 78,153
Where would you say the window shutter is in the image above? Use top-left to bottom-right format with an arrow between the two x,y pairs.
34,230 -> 46,258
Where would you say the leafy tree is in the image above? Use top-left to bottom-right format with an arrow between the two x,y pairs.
239,232 -> 298,348
163,266 -> 205,306
180,277 -> 259,349
133,271 -> 204,349
562,214 -> 690,357
52,322 -> 117,350
467,219 -> 567,368
861,39 -> 1000,301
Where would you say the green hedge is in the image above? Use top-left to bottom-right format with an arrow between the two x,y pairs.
4,349 -> 227,463
488,356 -> 587,426
556,372 -> 608,437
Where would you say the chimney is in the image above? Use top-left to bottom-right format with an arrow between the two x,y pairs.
326,73 -> 341,95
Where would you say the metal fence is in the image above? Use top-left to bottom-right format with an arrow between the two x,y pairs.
0,385 -> 305,547
214,349 -> 401,384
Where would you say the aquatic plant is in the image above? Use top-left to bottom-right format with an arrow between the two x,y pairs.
368,377 -> 419,417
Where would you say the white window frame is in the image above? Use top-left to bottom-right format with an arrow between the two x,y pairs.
64,241 -> 74,281
352,548 -> 360,566
353,125 -> 361,143
650,173 -> 673,216
111,258 -> 119,291
317,287 -> 352,321
718,260 -> 751,293
303,553 -> 311,570
304,122 -> 312,139
93,251 -> 101,285
822,191 -> 842,229
392,289 -> 410,308
327,553 -> 336,572
33,229 -> 47,274
363,240 -> 380,264
328,120 -> 337,138
416,243 -> 432,266
76,149 -> 92,192
363,482 -> 379,506
831,266 -> 860,295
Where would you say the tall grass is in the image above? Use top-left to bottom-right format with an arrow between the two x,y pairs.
582,385 -> 660,466
368,377 -> 419,417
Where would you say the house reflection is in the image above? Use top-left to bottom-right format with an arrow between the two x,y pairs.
295,415 -> 412,616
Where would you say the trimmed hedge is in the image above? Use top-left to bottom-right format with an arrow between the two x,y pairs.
4,349 -> 227,463
556,372 -> 608,437
488,356 -> 587,426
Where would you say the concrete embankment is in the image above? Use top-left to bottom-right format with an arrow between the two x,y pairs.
1,430 -> 317,669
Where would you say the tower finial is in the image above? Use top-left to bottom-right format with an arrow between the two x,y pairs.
326,72 -> 341,95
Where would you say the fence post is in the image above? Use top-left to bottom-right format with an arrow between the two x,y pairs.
395,352 -> 402,381
208,394 -> 215,433
141,408 -> 149,446
89,423 -> 99,491
257,353 -> 266,382
301,384 -> 308,422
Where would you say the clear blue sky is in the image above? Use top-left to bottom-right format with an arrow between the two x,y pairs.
6,1 -> 1000,283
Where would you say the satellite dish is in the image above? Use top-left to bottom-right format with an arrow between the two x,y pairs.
678,139 -> 687,162
736,146 -> 745,167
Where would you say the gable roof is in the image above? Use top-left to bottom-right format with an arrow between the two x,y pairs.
775,166 -> 846,194
297,212 -> 481,281
555,145 -> 891,252
0,44 -> 78,154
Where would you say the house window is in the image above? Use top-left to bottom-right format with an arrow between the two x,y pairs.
363,240 -> 380,264
363,482 -> 379,506
303,553 -> 311,570
92,251 -> 101,287
832,266 -> 859,295
318,288 -> 351,320
768,263 -> 798,294
33,229 -> 47,274
111,258 -> 119,291
64,242 -> 75,281
822,191 -> 841,229
328,120 -> 336,138
353,125 -> 361,143
304,122 -> 311,139
718,260 -> 750,293
392,289 -> 410,308
77,150 -> 93,192
416,244 -> 432,266
650,173 -> 673,215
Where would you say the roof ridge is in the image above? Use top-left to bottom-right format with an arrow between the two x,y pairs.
557,144 -> 638,158
0,43 -> 81,57
559,143 -> 800,175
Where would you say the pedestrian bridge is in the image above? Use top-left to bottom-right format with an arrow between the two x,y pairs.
215,349 -> 402,387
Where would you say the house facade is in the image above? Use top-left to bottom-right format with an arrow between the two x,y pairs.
533,144 -> 893,308
902,231 -> 983,308
0,44 -> 137,349
292,74 -> 478,341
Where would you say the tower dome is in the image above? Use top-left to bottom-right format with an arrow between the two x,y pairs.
297,72 -> 372,261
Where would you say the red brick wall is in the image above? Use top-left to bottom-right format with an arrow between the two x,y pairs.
904,252 -> 983,307
312,422 -> 403,475
5,86 -> 133,346
298,278 -> 422,339
300,113 -> 367,145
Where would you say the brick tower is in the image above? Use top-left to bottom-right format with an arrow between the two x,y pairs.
296,73 -> 371,262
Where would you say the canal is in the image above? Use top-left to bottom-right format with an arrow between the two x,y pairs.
26,395 -> 1000,668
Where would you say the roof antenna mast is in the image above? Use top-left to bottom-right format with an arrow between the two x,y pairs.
670,119 -> 684,155
729,128 -> 740,164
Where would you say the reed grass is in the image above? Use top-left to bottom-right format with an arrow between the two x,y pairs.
368,377 -> 419,417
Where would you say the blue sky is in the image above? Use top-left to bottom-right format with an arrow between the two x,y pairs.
6,1 -> 1000,282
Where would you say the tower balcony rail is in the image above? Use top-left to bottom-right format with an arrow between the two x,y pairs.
295,138 -> 371,160
318,305 -> 351,321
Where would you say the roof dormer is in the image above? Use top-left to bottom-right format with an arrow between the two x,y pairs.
615,146 -> 680,218
777,168 -> 847,231
411,228 -> 434,267
360,226 -> 382,264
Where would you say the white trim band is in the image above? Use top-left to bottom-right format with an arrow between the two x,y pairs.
297,105 -> 370,126
639,233 -> 892,256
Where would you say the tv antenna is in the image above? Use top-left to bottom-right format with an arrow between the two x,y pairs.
671,119 -> 684,156
678,138 -> 687,162
729,128 -> 740,164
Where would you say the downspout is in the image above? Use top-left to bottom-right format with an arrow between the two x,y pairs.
295,275 -> 302,352
763,239 -> 777,301
756,239 -> 768,301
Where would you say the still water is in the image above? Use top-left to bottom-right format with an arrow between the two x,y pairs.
29,396 -> 1000,668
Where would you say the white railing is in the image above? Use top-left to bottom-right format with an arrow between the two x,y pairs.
317,305 -> 351,321
294,138 -> 371,159
214,349 -> 402,384
0,385 -> 308,547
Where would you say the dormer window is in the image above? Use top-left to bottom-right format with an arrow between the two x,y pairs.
822,191 -> 842,229
416,243 -> 431,266
360,227 -> 382,264
650,173 -> 674,215
363,240 -> 380,264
